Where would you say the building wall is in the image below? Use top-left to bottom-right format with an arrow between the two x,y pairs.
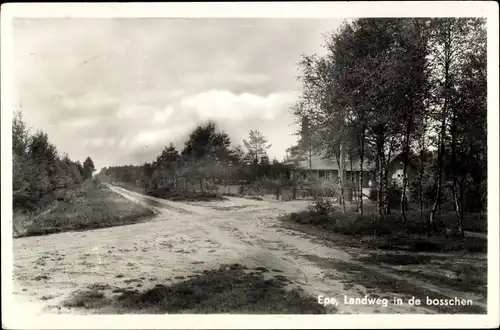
290,169 -> 373,188
216,184 -> 242,195
387,161 -> 418,187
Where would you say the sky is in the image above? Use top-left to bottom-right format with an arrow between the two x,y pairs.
13,18 -> 343,171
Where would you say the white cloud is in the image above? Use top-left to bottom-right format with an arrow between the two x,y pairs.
14,18 -> 342,168
118,138 -> 129,148
131,128 -> 173,147
180,90 -> 297,121
116,105 -> 157,119
63,116 -> 101,128
152,106 -> 175,123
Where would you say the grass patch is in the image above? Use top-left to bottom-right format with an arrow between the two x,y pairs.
282,203 -> 487,253
63,289 -> 112,309
301,255 -> 485,314
146,188 -> 227,202
355,253 -> 487,295
14,182 -> 156,238
245,195 -> 264,201
62,264 -> 327,314
210,205 -> 251,211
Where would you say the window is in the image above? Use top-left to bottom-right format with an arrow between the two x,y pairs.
325,171 -> 331,180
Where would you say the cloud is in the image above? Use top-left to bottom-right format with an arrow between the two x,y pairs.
131,128 -> 173,147
180,90 -> 297,121
152,106 -> 175,123
62,116 -> 102,128
13,18 -> 343,170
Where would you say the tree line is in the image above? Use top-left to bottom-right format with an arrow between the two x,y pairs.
294,18 -> 486,234
98,122 -> 292,191
13,111 -> 96,211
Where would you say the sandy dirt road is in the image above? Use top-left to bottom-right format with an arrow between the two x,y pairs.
12,184 -> 484,315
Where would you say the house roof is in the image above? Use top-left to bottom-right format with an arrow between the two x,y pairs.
286,151 -> 421,171
285,153 -> 374,171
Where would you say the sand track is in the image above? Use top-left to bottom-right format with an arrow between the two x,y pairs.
12,184 -> 485,315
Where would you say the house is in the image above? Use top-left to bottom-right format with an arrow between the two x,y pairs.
284,152 -> 375,200
284,117 -> 425,201
287,154 -> 373,187
283,117 -> 375,200
386,153 -> 420,188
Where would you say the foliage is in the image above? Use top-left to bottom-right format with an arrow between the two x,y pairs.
242,129 -> 272,165
12,110 -> 90,212
284,208 -> 485,253
181,120 -> 232,161
14,183 -> 155,238
83,157 -> 96,179
291,17 -> 486,234
308,197 -> 335,216
98,123 -> 292,194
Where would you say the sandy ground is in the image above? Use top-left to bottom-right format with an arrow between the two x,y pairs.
12,184 -> 485,315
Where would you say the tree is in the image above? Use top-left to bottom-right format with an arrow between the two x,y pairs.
157,143 -> 180,165
181,121 -> 232,161
13,110 -> 86,211
295,19 -> 410,216
389,19 -> 431,222
155,143 -> 180,188
13,110 -> 30,156
242,129 -> 272,165
83,157 -> 96,179
427,18 -> 486,233
442,18 -> 487,233
229,144 -> 246,164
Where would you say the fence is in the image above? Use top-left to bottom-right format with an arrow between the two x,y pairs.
276,186 -> 373,202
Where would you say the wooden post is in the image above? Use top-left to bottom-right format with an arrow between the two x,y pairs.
339,143 -> 345,203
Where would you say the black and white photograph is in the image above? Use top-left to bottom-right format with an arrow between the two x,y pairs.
1,2 -> 499,329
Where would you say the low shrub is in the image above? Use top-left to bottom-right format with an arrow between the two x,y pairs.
282,200 -> 486,253
14,184 -> 155,238
307,197 -> 335,216
287,199 -> 459,237
146,188 -> 225,201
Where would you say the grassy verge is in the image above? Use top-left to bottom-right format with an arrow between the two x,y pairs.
62,263 -> 327,314
13,181 -> 156,238
145,188 -> 227,202
279,201 -> 487,304
282,201 -> 487,253
300,255 -> 485,314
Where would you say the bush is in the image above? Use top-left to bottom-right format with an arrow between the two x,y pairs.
313,180 -> 338,198
386,184 -> 402,209
308,197 -> 335,216
241,178 -> 285,196
282,209 -> 486,253
146,188 -> 225,201
285,206 -> 450,237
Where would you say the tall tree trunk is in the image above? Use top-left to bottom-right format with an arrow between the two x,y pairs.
417,112 -> 427,222
401,122 -> 412,223
430,23 -> 451,234
359,129 -> 365,217
449,98 -> 465,236
418,147 -> 425,222
337,143 -> 346,214
458,177 -> 465,234
452,179 -> 461,231
430,128 -> 445,230
376,141 -> 385,221
383,135 -> 394,215
349,149 -> 358,208
383,163 -> 390,215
